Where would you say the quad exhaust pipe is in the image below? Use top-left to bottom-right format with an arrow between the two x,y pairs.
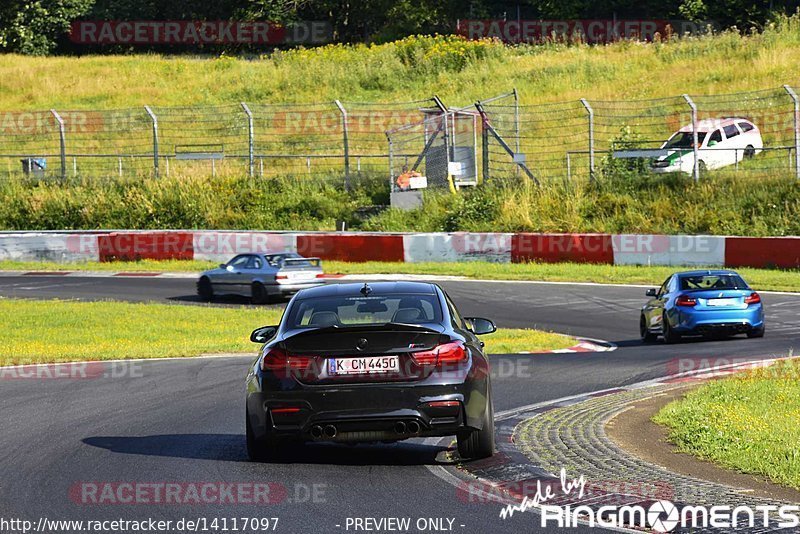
313,421 -> 419,439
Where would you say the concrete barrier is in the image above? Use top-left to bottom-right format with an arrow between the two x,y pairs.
0,233 -> 99,262
193,232 -> 297,263
611,235 -> 726,266
0,230 -> 796,270
512,233 -> 613,264
403,233 -> 512,263
725,236 -> 800,269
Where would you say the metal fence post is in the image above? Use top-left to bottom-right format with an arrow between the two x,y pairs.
580,98 -> 595,180
682,94 -> 699,182
784,85 -> 800,179
241,102 -> 255,178
144,106 -> 159,177
334,100 -> 350,191
513,88 -> 521,156
387,134 -> 394,191
433,96 -> 451,175
481,114 -> 490,182
50,109 -> 66,180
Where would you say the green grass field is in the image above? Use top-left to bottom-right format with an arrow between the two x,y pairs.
654,360 -> 800,490
2,259 -> 799,293
2,23 -> 800,109
0,298 -> 573,365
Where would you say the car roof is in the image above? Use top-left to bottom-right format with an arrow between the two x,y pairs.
677,117 -> 754,133
295,281 -> 438,299
674,269 -> 740,277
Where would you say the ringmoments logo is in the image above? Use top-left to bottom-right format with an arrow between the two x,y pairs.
498,469 -> 800,531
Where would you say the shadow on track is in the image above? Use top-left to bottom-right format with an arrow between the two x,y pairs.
611,335 -> 756,347
82,434 -> 453,466
166,295 -> 288,308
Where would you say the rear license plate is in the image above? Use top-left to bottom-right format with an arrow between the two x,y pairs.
329,356 -> 399,375
288,271 -> 315,280
707,298 -> 739,307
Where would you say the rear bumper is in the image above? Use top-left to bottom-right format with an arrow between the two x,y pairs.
269,281 -> 324,295
671,306 -> 764,334
246,373 -> 486,443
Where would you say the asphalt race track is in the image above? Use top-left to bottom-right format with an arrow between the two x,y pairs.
1,274 -> 799,533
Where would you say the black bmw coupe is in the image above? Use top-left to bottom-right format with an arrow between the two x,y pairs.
245,281 -> 496,460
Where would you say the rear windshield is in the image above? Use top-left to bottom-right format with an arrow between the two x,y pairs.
285,294 -> 443,329
666,131 -> 706,149
680,274 -> 748,291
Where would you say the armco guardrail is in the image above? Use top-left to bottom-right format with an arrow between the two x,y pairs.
0,231 -> 798,269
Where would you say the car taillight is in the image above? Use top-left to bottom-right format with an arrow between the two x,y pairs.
270,406 -> 302,414
260,347 -> 313,372
675,295 -> 697,307
275,274 -> 288,280
745,292 -> 761,305
412,341 -> 467,367
316,273 -> 326,278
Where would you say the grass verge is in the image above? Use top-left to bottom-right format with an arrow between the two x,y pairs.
0,299 -> 574,366
2,259 -> 799,293
653,360 -> 800,490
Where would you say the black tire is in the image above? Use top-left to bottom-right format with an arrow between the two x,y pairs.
251,282 -> 269,304
457,395 -> 495,460
744,145 -> 755,159
640,315 -> 657,343
246,408 -> 280,462
698,160 -> 707,175
662,313 -> 681,344
197,277 -> 214,301
747,325 -> 765,338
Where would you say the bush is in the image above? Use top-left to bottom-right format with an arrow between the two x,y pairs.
2,172 -> 799,236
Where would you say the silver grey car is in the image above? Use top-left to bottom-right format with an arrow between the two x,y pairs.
197,252 -> 324,303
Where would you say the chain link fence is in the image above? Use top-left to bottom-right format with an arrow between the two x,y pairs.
475,84 -> 800,183
3,84 -> 799,189
0,99 -> 440,188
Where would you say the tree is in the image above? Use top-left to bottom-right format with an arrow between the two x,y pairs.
0,0 -> 93,54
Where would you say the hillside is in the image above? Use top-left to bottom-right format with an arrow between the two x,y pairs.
1,19 -> 800,110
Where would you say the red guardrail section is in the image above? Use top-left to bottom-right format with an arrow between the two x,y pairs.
97,232 -> 194,261
296,234 -> 405,262
725,237 -> 800,269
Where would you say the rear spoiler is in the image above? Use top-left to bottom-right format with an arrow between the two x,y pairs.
282,257 -> 321,267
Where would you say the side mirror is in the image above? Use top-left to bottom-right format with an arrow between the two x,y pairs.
250,325 -> 278,343
219,263 -> 226,269
466,317 -> 497,335
646,288 -> 657,297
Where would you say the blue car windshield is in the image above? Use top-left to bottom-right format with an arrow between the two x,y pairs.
286,294 -> 443,329
680,275 -> 748,291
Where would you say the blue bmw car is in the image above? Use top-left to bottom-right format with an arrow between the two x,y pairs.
640,270 -> 765,343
